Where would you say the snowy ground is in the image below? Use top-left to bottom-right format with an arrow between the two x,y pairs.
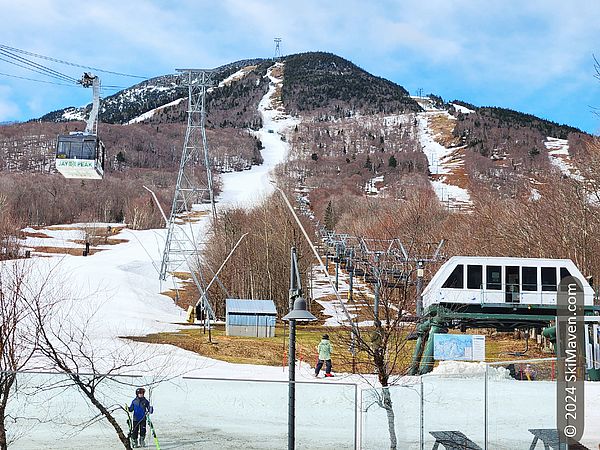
545,137 -> 583,181
5,65 -> 600,448
218,63 -> 300,208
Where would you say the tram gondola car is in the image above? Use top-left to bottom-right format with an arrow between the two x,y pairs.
55,132 -> 105,179
422,256 -> 594,310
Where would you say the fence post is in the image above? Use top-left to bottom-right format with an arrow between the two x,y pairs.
484,363 -> 489,450
354,384 -> 360,450
419,377 -> 424,450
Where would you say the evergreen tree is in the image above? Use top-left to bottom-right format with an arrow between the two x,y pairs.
388,155 -> 397,168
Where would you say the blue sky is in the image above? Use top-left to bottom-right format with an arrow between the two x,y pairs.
1,0 -> 599,133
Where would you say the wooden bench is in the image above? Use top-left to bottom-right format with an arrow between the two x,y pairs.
430,431 -> 482,450
528,428 -> 589,450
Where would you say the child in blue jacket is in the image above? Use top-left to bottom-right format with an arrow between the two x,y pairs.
129,387 -> 154,448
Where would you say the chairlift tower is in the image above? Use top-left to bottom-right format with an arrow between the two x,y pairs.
319,226 -> 445,317
159,69 -> 217,283
274,38 -> 282,59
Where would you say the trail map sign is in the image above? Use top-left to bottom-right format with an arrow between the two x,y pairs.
433,334 -> 486,361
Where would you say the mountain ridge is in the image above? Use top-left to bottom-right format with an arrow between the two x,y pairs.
0,51 -> 594,230
34,51 -> 584,139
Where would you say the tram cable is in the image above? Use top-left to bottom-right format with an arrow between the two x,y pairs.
0,70 -> 127,96
0,70 -> 76,87
0,43 -> 148,79
0,52 -> 79,84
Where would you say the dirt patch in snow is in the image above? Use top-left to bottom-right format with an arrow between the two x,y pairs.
20,230 -> 51,239
29,246 -> 104,256
428,113 -> 461,148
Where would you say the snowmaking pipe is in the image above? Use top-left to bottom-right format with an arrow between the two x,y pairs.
195,232 -> 248,308
143,185 -> 168,225
270,182 -> 360,337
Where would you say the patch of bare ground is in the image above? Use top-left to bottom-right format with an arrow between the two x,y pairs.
427,114 -> 473,197
20,230 -> 51,239
433,152 -> 471,191
71,237 -> 129,246
269,66 -> 284,108
127,324 -> 372,371
175,210 -> 209,225
161,275 -> 199,311
30,246 -> 103,256
24,224 -> 129,256
428,113 -> 462,148
130,324 -> 550,375
270,64 -> 284,79
479,331 -> 550,362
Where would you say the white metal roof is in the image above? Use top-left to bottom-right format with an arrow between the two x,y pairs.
225,299 -> 277,315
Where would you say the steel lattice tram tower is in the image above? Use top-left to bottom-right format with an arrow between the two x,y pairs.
274,38 -> 282,59
159,69 -> 217,282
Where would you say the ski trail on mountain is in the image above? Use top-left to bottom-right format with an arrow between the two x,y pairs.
218,62 -> 299,207
416,110 -> 472,210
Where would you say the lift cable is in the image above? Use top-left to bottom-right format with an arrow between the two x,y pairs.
0,53 -> 79,85
0,47 -> 80,83
0,70 -> 129,93
0,71 -> 77,87
0,43 -> 148,79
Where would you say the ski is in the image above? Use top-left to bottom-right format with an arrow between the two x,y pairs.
145,388 -> 159,450
146,414 -> 160,450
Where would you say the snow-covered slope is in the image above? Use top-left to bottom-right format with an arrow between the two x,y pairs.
218,62 -> 299,207
545,136 -> 583,180
127,97 -> 185,124
41,59 -> 265,125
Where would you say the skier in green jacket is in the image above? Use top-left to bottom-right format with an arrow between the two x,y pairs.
315,334 -> 333,377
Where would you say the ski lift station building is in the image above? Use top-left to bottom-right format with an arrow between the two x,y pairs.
225,299 -> 277,338
422,256 -> 595,310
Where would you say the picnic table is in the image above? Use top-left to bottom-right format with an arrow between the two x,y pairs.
528,428 -> 589,450
429,431 -> 482,450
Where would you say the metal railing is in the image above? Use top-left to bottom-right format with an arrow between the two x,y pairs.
6,358 -> 591,450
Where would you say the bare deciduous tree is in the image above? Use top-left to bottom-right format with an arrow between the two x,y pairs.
0,260 -> 41,449
29,282 -> 154,449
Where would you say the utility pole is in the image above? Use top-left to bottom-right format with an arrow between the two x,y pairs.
335,243 -> 340,290
282,247 -> 317,450
416,260 -> 425,317
348,248 -> 354,303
